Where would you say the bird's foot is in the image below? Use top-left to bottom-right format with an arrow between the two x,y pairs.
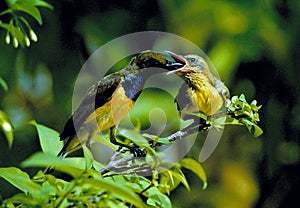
130,147 -> 147,158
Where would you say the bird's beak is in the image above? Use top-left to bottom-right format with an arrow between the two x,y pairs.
162,51 -> 186,69
164,51 -> 189,75
164,51 -> 187,66
165,51 -> 197,75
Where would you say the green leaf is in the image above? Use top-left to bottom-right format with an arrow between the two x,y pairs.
239,94 -> 246,102
169,168 -> 190,191
83,145 -> 94,169
180,158 -> 207,189
21,152 -> 84,178
11,1 -> 43,25
29,120 -> 63,155
0,110 -> 14,149
118,128 -> 149,146
33,0 -> 54,10
2,193 -> 39,206
84,177 -> 146,208
180,118 -> 194,129
158,169 -> 181,194
0,77 -> 8,91
146,187 -> 172,208
143,133 -> 172,145
252,124 -> 263,137
0,167 -> 43,199
6,0 -> 18,7
40,181 -> 57,196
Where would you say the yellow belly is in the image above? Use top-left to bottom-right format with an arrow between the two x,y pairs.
186,84 -> 224,116
64,85 -> 135,154
84,85 -> 135,131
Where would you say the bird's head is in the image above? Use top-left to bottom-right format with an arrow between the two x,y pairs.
166,53 -> 209,76
129,50 -> 186,71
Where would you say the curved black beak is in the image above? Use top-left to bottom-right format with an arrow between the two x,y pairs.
163,51 -> 187,69
163,51 -> 188,75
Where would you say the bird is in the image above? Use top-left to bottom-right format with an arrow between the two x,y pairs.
55,50 -> 186,159
167,53 -> 230,130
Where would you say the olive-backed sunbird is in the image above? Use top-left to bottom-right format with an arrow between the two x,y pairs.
167,53 -> 230,121
56,51 -> 185,159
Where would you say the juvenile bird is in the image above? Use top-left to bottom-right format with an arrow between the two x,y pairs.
56,51 -> 185,159
168,53 -> 230,128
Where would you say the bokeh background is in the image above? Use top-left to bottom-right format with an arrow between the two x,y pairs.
1,0 -> 299,207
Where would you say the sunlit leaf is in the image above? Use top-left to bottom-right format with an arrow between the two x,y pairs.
0,77 -> 8,91
33,0 -> 54,10
11,1 -> 43,25
142,133 -> 172,145
252,124 -> 263,137
29,120 -> 63,155
180,118 -> 194,129
21,152 -> 84,178
0,110 -> 14,149
6,0 -> 18,7
83,177 -> 146,208
146,187 -> 172,208
83,145 -> 94,169
180,158 -> 207,189
118,128 -> 149,146
2,193 -> 40,206
0,167 -> 44,201
169,168 -> 190,191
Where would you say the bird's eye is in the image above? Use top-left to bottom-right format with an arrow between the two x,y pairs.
190,57 -> 196,63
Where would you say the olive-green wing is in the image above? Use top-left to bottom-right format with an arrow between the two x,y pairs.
59,72 -> 123,140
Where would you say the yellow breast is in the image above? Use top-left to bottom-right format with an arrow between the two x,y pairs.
185,74 -> 225,116
84,85 -> 135,131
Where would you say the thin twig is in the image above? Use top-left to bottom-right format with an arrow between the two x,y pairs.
100,153 -> 135,175
99,120 -> 215,175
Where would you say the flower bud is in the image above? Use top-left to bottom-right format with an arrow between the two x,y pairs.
5,33 -> 10,45
29,30 -> 38,42
24,36 -> 30,47
13,37 -> 18,48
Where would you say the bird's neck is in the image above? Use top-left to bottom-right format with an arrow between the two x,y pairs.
184,73 -> 208,90
122,68 -> 163,101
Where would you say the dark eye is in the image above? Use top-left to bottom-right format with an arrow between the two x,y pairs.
190,57 -> 196,63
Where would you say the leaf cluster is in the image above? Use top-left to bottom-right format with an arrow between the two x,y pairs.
0,0 -> 53,48
225,94 -> 263,137
0,123 -> 207,207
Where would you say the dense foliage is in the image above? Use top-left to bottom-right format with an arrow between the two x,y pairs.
1,0 -> 299,207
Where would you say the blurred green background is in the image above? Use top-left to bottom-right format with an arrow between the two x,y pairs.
1,0 -> 299,207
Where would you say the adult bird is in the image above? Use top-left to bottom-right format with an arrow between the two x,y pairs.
56,51 -> 186,159
167,53 -> 230,130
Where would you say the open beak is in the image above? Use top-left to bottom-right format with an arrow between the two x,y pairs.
163,51 -> 187,74
164,51 -> 196,75
163,51 -> 187,70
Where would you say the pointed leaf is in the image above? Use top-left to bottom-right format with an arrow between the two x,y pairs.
180,158 -> 207,189
118,129 -> 149,146
84,178 -> 146,208
0,110 -> 14,149
33,0 -> 54,10
12,1 -> 42,25
146,187 -> 172,208
169,168 -> 190,191
253,124 -> 263,137
21,152 -> 84,178
0,77 -> 8,91
0,167 -> 42,196
29,120 -> 63,155
83,145 -> 94,169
